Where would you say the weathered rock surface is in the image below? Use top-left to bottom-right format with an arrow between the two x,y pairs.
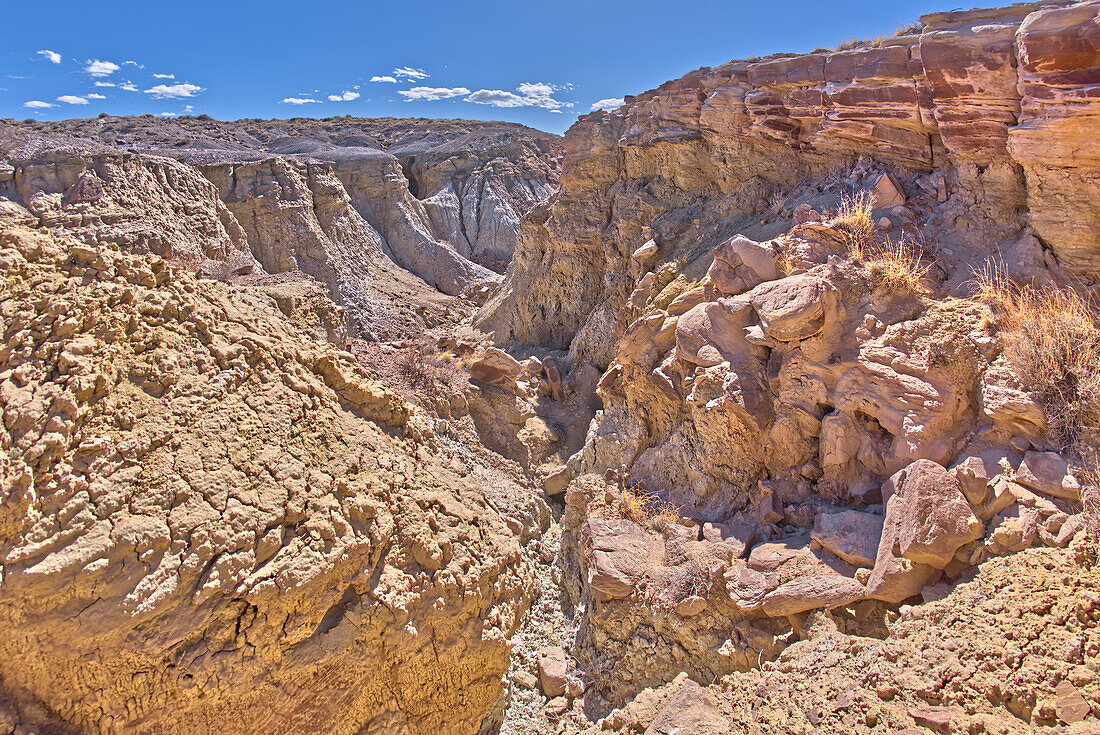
0,224 -> 533,734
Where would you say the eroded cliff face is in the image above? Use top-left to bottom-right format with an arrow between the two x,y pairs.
0,116 -> 561,339
478,0 -> 1099,366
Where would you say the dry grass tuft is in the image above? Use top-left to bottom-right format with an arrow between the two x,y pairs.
831,191 -> 877,258
615,482 -> 681,530
974,266 -> 1100,457
867,237 -> 932,293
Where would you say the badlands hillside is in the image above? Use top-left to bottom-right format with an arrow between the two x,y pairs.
1,1 -> 1100,734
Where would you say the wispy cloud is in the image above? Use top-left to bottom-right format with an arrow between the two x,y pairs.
393,67 -> 429,80
158,112 -> 177,117
57,95 -> 89,104
398,86 -> 470,102
281,96 -> 320,105
152,73 -> 175,79
144,82 -> 203,99
328,90 -> 360,102
94,81 -> 115,88
24,100 -> 55,108
85,59 -> 120,77
590,97 -> 625,112
37,50 -> 62,64
86,93 -> 107,100
370,75 -> 397,83
123,60 -> 143,68
466,82 -> 572,110
120,82 -> 138,92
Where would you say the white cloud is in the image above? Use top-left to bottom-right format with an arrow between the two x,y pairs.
24,100 -> 55,108
466,82 -> 572,110
123,61 -> 143,68
86,93 -> 107,99
152,73 -> 175,79
85,59 -> 120,77
37,50 -> 62,64
370,75 -> 397,83
158,112 -> 177,117
281,96 -> 321,105
120,82 -> 138,92
94,81 -> 115,87
398,86 -> 470,101
550,109 -> 563,114
57,95 -> 89,104
144,82 -> 203,99
393,66 -> 429,80
590,97 -> 625,112
184,105 -> 194,113
328,90 -> 360,102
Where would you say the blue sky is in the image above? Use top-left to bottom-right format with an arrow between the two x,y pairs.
0,0 -> 939,134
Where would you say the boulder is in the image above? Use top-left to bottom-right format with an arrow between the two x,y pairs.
675,297 -> 758,367
537,646 -> 568,698
469,347 -> 523,386
951,451 -> 1014,505
880,459 -> 984,569
644,679 -> 730,735
724,565 -> 772,610
1015,451 -> 1080,500
1053,681 -> 1091,724
869,172 -> 905,208
866,550 -> 938,604
707,234 -> 778,295
675,595 -> 708,617
747,534 -> 811,572
701,522 -> 757,558
584,518 -> 652,601
749,275 -> 828,341
761,574 -> 865,617
811,510 -> 884,568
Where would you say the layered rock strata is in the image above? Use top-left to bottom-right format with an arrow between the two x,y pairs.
478,0 -> 1100,364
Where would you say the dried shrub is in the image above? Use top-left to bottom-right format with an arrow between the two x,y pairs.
615,482 -> 681,530
397,338 -> 460,399
974,267 -> 1100,458
831,191 -> 877,258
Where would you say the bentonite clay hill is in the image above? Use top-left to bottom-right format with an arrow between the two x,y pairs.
2,1 -> 1100,735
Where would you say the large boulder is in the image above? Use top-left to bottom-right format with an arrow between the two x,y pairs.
707,234 -> 778,296
469,347 -> 524,386
880,459 -> 984,568
761,574 -> 865,617
583,518 -> 653,601
675,297 -> 759,367
749,275 -> 829,341
811,510 -> 884,568
1015,451 -> 1080,501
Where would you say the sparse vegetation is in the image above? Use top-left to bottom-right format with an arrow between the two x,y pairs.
831,191 -> 877,257
974,266 -> 1100,460
613,481 -> 681,530
397,337 -> 462,399
866,237 -> 932,293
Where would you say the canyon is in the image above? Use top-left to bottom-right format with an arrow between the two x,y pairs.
2,1 -> 1100,734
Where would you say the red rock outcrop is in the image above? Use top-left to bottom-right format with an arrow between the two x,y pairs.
478,0 -> 1100,364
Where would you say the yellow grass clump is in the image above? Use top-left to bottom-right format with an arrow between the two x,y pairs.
973,264 -> 1100,459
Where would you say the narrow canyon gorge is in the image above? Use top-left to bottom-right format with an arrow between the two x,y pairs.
1,2 -> 1099,734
